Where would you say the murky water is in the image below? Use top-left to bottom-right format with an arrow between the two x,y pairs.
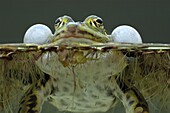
0,44 -> 170,113
42,97 -> 170,113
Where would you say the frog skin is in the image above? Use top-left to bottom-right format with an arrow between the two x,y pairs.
18,15 -> 149,113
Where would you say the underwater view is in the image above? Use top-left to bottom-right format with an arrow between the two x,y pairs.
0,43 -> 169,113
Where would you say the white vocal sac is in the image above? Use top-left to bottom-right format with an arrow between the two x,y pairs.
110,25 -> 142,43
23,24 -> 53,44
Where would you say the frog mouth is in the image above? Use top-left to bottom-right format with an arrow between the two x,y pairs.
52,24 -> 109,43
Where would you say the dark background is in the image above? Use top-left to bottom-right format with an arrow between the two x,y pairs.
0,0 -> 170,43
0,1 -> 169,113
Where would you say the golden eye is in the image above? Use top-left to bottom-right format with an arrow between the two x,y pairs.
87,17 -> 104,29
55,18 -> 62,29
93,18 -> 104,28
54,16 -> 74,30
84,15 -> 107,34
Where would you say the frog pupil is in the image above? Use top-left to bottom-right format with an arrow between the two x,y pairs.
55,19 -> 61,25
96,19 -> 103,24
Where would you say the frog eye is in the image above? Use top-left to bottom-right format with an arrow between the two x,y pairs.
84,15 -> 107,35
93,18 -> 104,28
55,17 -> 64,29
55,18 -> 61,25
55,15 -> 74,29
84,15 -> 104,29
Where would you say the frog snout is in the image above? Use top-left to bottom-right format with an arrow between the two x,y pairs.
67,22 -> 79,33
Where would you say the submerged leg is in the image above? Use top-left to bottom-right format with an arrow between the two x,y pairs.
112,76 -> 149,113
18,74 -> 57,113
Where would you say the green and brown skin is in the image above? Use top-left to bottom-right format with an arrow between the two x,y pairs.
18,15 -> 149,113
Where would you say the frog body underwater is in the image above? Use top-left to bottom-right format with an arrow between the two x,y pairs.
19,15 -> 149,113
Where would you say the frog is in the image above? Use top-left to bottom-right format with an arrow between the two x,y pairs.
18,15 -> 149,113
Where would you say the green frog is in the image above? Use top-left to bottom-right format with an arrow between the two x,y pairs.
18,15 -> 149,113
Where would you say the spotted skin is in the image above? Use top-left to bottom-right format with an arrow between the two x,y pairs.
18,15 -> 149,113
18,74 -> 58,113
18,74 -> 149,113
